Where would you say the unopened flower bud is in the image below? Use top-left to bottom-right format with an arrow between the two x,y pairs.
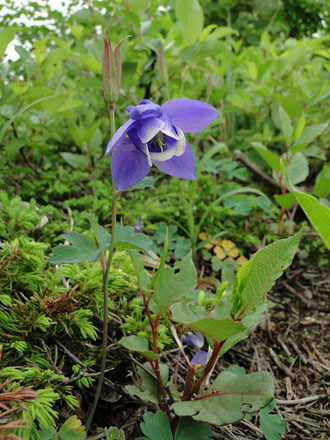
102,32 -> 130,105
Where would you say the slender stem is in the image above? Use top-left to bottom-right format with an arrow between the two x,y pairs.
182,365 -> 196,400
183,341 -> 224,401
142,292 -> 172,420
86,105 -> 117,432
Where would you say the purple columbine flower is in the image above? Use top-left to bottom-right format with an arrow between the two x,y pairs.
183,332 -> 204,349
106,99 -> 218,190
191,350 -> 208,367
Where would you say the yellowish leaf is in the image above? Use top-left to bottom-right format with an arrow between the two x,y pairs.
236,255 -> 248,266
199,232 -> 213,249
214,245 -> 226,260
211,238 -> 222,246
221,240 -> 239,258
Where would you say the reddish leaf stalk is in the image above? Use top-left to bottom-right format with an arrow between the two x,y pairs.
183,340 -> 225,401
182,364 -> 197,400
142,292 -> 171,420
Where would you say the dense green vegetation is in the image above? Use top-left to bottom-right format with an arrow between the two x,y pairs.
0,0 -> 329,439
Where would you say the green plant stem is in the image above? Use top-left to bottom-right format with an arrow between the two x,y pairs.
86,105 -> 117,432
178,180 -> 195,251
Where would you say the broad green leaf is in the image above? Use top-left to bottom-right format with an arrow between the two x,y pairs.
246,61 -> 257,80
130,253 -> 152,293
116,225 -> 152,252
291,122 -> 329,153
126,363 -> 168,405
171,302 -> 244,342
291,190 -> 330,249
232,231 -> 301,317
174,417 -> 213,440
78,53 -> 101,74
175,0 -> 204,46
293,112 -> 305,140
286,152 -> 309,184
219,332 -> 248,357
50,230 -> 110,264
119,335 -> 148,352
210,26 -> 239,40
172,371 -> 274,426
281,161 -> 330,249
252,143 -> 278,171
60,153 -> 89,170
0,27 -> 18,58
58,416 -> 86,440
39,427 -> 57,440
149,253 -> 196,314
260,400 -> 286,440
140,411 -> 172,440
118,336 -> 160,361
227,365 -> 246,376
274,193 -> 296,210
314,164 -> 330,198
152,227 -> 168,288
199,24 -> 217,43
272,104 -> 293,142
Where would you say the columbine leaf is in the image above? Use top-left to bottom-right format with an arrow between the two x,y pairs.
172,371 -> 274,426
39,427 -> 57,440
104,426 -> 126,440
126,363 -> 169,405
115,225 -> 153,252
130,252 -> 152,293
50,231 -> 99,264
231,231 -> 301,318
140,411 -> 172,440
58,416 -> 86,440
174,417 -> 213,440
152,226 -> 169,288
260,400 -> 286,440
118,336 -> 160,361
50,229 -> 110,264
149,253 -> 196,314
171,302 -> 244,343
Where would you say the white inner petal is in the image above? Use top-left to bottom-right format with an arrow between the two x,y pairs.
173,127 -> 186,157
149,127 -> 186,162
144,144 -> 153,166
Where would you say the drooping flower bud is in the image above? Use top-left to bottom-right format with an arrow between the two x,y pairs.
102,32 -> 130,105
